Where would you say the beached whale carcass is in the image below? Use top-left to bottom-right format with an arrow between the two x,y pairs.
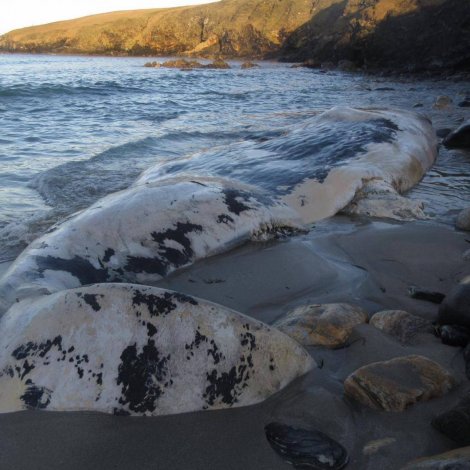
0,177 -> 304,315
0,284 -> 314,415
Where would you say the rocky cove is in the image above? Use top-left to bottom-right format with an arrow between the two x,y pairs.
0,50 -> 469,470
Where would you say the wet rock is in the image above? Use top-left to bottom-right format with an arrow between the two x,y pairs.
241,61 -> 259,69
438,280 -> 470,328
363,437 -> 396,456
204,59 -> 230,69
370,310 -> 431,343
275,303 -> 368,349
0,284 -> 314,415
436,128 -> 452,139
439,324 -> 470,347
408,286 -> 445,304
344,355 -> 457,412
401,446 -> 470,469
433,95 -> 453,109
456,208 -> 470,231
265,422 -> 348,470
443,122 -> 470,149
433,395 -> 470,445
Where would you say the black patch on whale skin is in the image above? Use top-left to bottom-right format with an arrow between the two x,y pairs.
36,255 -> 109,285
20,383 -> 52,410
221,189 -> 253,215
132,290 -> 197,317
217,214 -> 235,224
12,336 -> 63,361
125,256 -> 167,276
151,222 -> 203,269
77,293 -> 102,311
203,364 -> 251,407
117,340 -> 170,414
102,248 -> 115,263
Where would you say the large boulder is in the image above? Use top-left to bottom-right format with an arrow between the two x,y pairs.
443,122 -> 470,149
344,355 -> 457,412
369,310 -> 432,344
401,446 -> 470,469
0,284 -> 314,415
275,303 -> 368,349
438,279 -> 470,328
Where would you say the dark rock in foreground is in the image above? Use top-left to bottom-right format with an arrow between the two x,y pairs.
438,281 -> 470,328
433,395 -> 470,445
265,422 -> 348,469
443,122 -> 470,149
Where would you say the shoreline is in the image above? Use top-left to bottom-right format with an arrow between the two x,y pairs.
1,217 -> 469,469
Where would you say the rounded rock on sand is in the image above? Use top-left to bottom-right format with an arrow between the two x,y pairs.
344,355 -> 457,412
274,303 -> 368,349
370,310 -> 432,343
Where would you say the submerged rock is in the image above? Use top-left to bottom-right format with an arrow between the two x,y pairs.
456,207 -> 470,231
433,95 -> 453,109
370,310 -> 431,343
439,324 -> 470,347
0,284 -> 314,415
275,303 -> 368,349
433,395 -> 470,445
265,422 -> 348,470
344,355 -> 457,412
241,61 -> 259,69
438,280 -> 470,328
401,446 -> 470,469
0,177 -> 303,314
443,122 -> 470,149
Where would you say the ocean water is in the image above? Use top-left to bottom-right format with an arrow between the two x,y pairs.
0,53 -> 469,263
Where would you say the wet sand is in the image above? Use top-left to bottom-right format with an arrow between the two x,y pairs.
1,218 -> 469,469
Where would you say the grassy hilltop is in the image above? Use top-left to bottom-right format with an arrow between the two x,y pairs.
0,0 -> 469,70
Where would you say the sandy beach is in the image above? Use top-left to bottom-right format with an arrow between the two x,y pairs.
1,217 -> 469,469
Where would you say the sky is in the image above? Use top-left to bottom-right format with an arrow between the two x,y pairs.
0,0 -> 219,34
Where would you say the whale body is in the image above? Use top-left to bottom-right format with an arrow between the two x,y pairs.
0,284 -> 314,415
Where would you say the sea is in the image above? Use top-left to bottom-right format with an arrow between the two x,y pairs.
0,53 -> 469,263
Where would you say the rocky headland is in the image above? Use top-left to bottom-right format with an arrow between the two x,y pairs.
1,0 -> 469,72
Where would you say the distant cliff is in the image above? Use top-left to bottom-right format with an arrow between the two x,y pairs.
1,0 -> 469,71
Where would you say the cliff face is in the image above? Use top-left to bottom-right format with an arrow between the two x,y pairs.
0,0 -> 314,58
1,0 -> 469,70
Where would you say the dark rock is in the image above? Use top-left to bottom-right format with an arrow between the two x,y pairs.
408,286 -> 445,304
436,128 -> 452,138
438,282 -> 470,328
443,122 -> 470,149
464,343 -> 470,379
433,395 -> 470,445
440,325 -> 470,347
265,422 -> 348,470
